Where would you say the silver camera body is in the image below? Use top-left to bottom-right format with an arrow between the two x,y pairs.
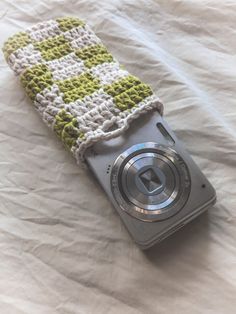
85,111 -> 216,249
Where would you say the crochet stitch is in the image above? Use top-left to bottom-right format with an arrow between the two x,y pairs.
3,17 -> 163,162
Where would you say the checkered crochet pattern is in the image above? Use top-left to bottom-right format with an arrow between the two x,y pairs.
3,17 -> 163,162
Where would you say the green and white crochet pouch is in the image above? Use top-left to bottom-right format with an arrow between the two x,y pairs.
3,17 -> 163,163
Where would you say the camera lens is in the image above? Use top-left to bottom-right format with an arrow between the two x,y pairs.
111,142 -> 191,222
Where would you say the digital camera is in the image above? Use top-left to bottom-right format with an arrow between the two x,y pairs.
85,110 -> 216,249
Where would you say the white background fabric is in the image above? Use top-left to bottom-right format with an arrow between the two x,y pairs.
0,1 -> 236,313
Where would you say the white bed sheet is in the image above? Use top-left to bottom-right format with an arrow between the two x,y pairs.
0,1 -> 236,313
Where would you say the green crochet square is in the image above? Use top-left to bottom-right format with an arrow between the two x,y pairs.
40,43 -> 73,61
34,35 -> 68,52
75,44 -> 114,68
104,75 -> 141,97
57,72 -> 101,103
54,109 -> 84,149
104,75 -> 153,111
115,84 -> 153,111
21,64 -> 49,86
20,64 -> 54,100
3,32 -> 32,60
85,53 -> 114,68
56,17 -> 85,32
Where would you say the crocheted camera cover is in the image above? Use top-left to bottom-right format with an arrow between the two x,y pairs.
3,17 -> 163,162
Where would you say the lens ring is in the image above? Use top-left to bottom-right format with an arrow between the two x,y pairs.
110,142 -> 191,222
122,153 -> 179,210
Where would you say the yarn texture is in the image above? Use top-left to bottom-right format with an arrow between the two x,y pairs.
3,17 -> 163,162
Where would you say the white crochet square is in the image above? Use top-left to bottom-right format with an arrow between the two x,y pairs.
26,20 -> 62,42
90,62 -> 129,85
46,52 -> 86,80
42,105 -> 61,128
64,25 -> 101,49
68,89 -> 119,134
83,89 -> 116,111
8,44 -> 43,75
34,84 -> 65,116
66,99 -> 90,118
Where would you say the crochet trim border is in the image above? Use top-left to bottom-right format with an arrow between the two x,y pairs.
3,17 -> 163,162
